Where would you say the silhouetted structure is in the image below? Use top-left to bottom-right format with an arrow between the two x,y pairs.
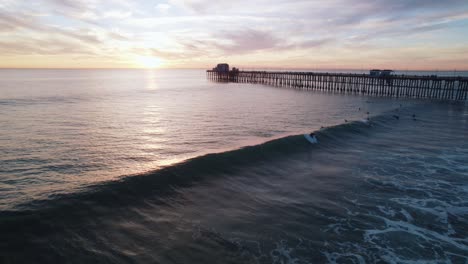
207,67 -> 468,101
370,69 -> 393,77
213,63 -> 230,73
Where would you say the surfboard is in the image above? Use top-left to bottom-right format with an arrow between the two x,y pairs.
304,134 -> 318,144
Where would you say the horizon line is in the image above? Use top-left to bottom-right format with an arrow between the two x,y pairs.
1,67 -> 467,72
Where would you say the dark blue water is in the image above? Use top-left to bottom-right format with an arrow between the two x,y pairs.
1,70 -> 467,263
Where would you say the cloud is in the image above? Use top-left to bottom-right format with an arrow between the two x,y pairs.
0,11 -> 43,31
1,0 -> 468,69
57,28 -> 102,44
0,12 -> 102,44
155,3 -> 171,14
296,38 -> 335,49
102,10 -> 132,19
47,0 -> 90,12
164,28 -> 334,60
43,0 -> 133,24
213,29 -> 281,53
327,0 -> 468,27
345,10 -> 468,44
0,37 -> 96,55
208,29 -> 335,54
168,0 -> 219,13
149,48 -> 188,60
371,0 -> 468,11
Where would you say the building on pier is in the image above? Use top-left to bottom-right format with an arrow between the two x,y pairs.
381,69 -> 393,77
370,69 -> 394,77
213,63 -> 230,73
370,69 -> 381,77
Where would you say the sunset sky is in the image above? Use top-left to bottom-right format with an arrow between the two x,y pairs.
1,0 -> 468,70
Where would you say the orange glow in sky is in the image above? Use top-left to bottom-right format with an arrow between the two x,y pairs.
1,0 -> 468,70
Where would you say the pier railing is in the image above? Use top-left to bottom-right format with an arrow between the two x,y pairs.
206,70 -> 468,101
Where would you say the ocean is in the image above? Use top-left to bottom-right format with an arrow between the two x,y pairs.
0,69 -> 467,263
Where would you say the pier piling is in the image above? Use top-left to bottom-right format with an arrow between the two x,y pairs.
207,70 -> 468,101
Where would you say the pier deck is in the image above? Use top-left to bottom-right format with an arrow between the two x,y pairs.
207,70 -> 468,101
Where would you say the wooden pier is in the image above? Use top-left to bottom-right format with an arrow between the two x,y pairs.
206,70 -> 468,101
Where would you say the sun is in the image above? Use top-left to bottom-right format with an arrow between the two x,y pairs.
135,56 -> 163,68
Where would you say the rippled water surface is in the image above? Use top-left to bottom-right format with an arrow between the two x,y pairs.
0,69 -> 467,263
0,69 -> 404,208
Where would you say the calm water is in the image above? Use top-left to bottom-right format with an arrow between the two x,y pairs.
0,69 -> 467,263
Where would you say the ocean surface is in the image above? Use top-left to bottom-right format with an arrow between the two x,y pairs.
0,69 -> 467,263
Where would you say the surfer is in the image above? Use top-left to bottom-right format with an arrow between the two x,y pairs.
305,132 -> 318,144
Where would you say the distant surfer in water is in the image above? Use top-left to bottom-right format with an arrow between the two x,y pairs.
305,132 -> 318,144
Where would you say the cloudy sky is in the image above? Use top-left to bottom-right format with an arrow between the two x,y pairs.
1,0 -> 468,69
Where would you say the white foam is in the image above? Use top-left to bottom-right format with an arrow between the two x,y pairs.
364,217 -> 468,251
400,208 -> 414,222
304,134 -> 318,144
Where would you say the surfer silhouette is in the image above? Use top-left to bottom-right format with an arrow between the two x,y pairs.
305,132 -> 318,144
